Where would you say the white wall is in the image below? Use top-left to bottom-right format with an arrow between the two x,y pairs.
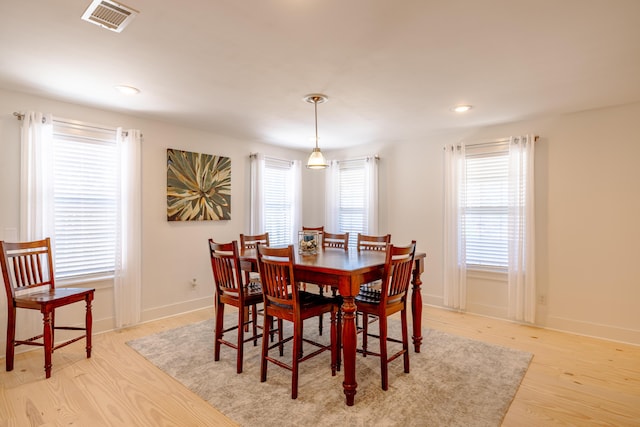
2,87 -> 638,347
0,88 -> 308,354
333,103 -> 640,345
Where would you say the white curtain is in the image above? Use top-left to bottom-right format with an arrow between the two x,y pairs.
325,159 -> 339,232
249,153 -> 265,234
291,159 -> 302,239
443,144 -> 467,309
20,112 -> 54,242
364,156 -> 379,234
249,154 -> 301,242
113,128 -> 142,328
324,157 -> 379,234
507,135 -> 536,323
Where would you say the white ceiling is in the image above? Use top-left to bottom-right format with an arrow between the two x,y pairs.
1,0 -> 639,150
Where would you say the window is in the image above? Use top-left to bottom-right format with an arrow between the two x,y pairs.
263,157 -> 295,246
463,145 -> 509,269
444,135 -> 535,320
52,121 -> 119,279
325,157 -> 378,248
337,159 -> 368,247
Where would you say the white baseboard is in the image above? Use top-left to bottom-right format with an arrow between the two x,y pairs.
141,296 -> 213,323
545,315 -> 640,346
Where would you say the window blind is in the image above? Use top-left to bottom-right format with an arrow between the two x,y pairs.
338,159 -> 367,248
263,157 -> 293,246
463,146 -> 509,269
52,121 -> 119,279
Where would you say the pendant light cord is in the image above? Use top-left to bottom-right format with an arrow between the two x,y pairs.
314,98 -> 319,149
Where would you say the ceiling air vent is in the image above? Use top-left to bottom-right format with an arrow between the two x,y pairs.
81,0 -> 139,33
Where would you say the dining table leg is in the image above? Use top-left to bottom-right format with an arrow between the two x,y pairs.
411,257 -> 424,353
340,295 -> 358,406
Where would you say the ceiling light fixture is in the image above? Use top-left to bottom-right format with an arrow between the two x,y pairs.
114,85 -> 140,95
451,104 -> 472,113
304,93 -> 329,169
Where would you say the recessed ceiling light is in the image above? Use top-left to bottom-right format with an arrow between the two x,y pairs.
451,105 -> 472,113
114,85 -> 140,95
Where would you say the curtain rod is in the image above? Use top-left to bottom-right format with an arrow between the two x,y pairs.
464,135 -> 538,147
13,111 -> 128,134
13,111 -> 142,139
444,135 -> 539,151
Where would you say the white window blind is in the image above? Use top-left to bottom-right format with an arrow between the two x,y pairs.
463,145 -> 509,269
52,121 -> 119,279
263,157 -> 294,246
338,159 -> 367,248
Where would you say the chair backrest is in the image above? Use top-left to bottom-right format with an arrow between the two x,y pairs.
357,233 -> 391,251
379,241 -> 417,306
239,233 -> 269,254
256,244 -> 298,311
208,239 -> 245,299
302,226 -> 324,235
323,232 -> 349,250
0,238 -> 55,301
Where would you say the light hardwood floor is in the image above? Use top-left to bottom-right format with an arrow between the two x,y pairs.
1,306 -> 638,426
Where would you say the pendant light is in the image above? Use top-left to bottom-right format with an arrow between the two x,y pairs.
304,93 -> 329,169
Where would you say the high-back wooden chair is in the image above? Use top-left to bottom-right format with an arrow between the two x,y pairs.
322,231 -> 349,250
239,233 -> 269,253
356,233 -> 391,328
357,233 -> 391,251
209,239 -> 263,373
0,238 -> 95,378
316,231 -> 349,336
239,232 -> 269,285
256,244 -> 339,399
302,225 -> 324,235
356,241 -> 416,390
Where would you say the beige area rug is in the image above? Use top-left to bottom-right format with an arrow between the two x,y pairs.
127,315 -> 532,427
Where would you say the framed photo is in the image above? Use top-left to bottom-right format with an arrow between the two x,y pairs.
167,149 -> 231,221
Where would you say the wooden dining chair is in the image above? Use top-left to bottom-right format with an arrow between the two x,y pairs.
302,225 -> 324,237
239,232 -> 269,306
356,240 -> 416,390
356,233 -> 391,330
239,232 -> 278,341
239,232 -> 269,253
239,232 -> 269,284
315,231 -> 349,337
0,238 -> 95,379
209,239 -> 263,374
357,233 -> 391,251
322,231 -> 349,250
257,244 -> 339,399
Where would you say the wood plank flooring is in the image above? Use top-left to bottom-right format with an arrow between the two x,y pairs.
1,306 -> 638,426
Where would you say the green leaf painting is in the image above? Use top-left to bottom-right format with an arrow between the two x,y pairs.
167,149 -> 231,221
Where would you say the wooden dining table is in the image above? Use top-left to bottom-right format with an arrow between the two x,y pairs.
240,246 -> 426,406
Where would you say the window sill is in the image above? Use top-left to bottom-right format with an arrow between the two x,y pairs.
467,267 -> 507,281
58,272 -> 114,290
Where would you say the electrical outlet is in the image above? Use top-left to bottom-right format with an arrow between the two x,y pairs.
538,295 -> 546,305
191,278 -> 197,287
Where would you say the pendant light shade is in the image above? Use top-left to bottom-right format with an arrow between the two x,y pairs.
304,94 -> 329,169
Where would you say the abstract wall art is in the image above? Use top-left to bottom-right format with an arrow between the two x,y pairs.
167,148 -> 231,221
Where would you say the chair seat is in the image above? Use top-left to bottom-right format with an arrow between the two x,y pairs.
355,292 -> 381,305
15,288 -> 93,306
269,291 -> 338,312
299,290 -> 339,306
221,285 -> 263,299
